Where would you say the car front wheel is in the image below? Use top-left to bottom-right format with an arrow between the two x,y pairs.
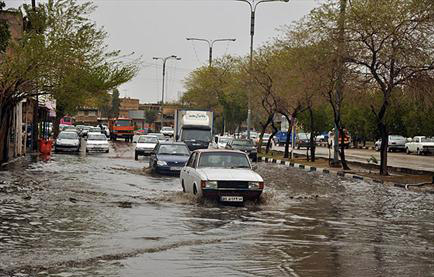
135,152 -> 139,160
193,184 -> 197,195
406,148 -> 410,155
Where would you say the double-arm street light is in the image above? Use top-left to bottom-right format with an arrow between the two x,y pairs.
153,55 -> 181,129
236,0 -> 290,139
186,38 -> 236,67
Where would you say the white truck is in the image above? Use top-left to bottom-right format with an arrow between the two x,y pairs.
174,110 -> 214,151
405,136 -> 434,155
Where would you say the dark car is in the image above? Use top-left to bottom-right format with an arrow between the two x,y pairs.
149,142 -> 191,175
225,138 -> 257,162
296,133 -> 311,149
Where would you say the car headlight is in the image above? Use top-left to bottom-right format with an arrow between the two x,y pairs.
205,181 -> 218,189
248,181 -> 264,189
157,160 -> 167,166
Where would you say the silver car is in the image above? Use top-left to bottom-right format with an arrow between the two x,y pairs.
55,131 -> 80,153
374,135 -> 406,152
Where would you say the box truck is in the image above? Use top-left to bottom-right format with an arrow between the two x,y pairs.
174,110 -> 213,151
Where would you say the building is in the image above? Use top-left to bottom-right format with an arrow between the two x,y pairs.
75,108 -> 99,125
119,97 -> 139,118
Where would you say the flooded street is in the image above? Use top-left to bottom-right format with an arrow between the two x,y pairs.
1,141 -> 433,277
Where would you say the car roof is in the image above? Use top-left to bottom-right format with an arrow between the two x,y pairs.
158,141 -> 187,145
60,131 -> 78,135
193,149 -> 245,154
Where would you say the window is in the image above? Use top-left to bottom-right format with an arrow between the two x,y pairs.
198,152 -> 250,168
192,153 -> 200,168
186,153 -> 196,167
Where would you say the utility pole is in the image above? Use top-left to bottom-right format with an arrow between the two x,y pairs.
236,0 -> 290,139
153,55 -> 181,131
31,0 -> 38,151
186,38 -> 236,67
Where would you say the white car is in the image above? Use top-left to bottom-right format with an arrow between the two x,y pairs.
160,126 -> 174,137
148,133 -> 167,143
86,133 -> 109,153
212,136 -> 231,149
55,131 -> 80,153
135,135 -> 159,160
405,136 -> 434,155
180,149 -> 264,203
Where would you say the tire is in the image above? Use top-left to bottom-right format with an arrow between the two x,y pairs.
135,152 -> 139,160
193,184 -> 197,195
252,155 -> 258,162
181,181 -> 186,193
105,149 -> 109,153
406,148 -> 410,155
417,148 -> 421,155
375,145 -> 379,151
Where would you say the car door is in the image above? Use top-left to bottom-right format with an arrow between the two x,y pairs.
181,152 -> 196,192
190,153 -> 202,195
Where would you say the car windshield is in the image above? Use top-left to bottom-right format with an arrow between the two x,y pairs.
198,152 -> 250,168
162,127 -> 173,131
157,145 -> 190,155
389,135 -> 405,140
182,129 -> 211,142
232,139 -> 254,147
89,128 -> 101,132
149,133 -> 165,139
88,134 -> 106,141
421,138 -> 434,142
58,132 -> 78,139
115,120 -> 131,127
138,136 -> 158,143
263,134 -> 270,138
298,133 -> 309,139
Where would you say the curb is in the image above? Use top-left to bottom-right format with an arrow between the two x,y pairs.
258,156 -> 432,191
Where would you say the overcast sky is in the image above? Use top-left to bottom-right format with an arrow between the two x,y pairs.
7,0 -> 323,103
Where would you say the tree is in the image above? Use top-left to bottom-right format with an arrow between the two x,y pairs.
145,109 -> 158,125
0,0 -> 10,53
0,0 -> 139,161
111,88 -> 120,118
345,0 -> 434,175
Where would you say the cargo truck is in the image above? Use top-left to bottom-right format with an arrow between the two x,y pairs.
108,118 -> 134,142
174,110 -> 213,151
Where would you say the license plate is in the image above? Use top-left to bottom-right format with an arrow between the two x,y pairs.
170,167 -> 181,171
220,196 -> 243,202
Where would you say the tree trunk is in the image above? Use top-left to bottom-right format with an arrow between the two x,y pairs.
338,127 -> 350,170
266,119 -> 278,154
308,107 -> 316,162
283,113 -> 292,159
0,105 -> 12,164
257,113 -> 273,153
378,121 -> 388,175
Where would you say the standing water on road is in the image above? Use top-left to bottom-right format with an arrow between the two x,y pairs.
0,142 -> 433,276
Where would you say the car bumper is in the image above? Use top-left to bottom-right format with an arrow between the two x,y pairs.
389,145 -> 405,150
135,149 -> 154,155
55,145 -> 80,152
87,146 -> 109,152
155,165 -> 183,175
202,188 -> 263,201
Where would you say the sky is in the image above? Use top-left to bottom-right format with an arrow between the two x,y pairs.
7,0 -> 323,103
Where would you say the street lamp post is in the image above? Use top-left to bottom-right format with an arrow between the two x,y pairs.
186,38 -> 236,67
236,0 -> 289,139
153,55 -> 181,130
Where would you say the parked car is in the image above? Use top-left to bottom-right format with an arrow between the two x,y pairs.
374,135 -> 406,152
296,133 -> 311,149
54,131 -> 80,153
135,135 -> 159,160
405,136 -> 434,155
160,126 -> 175,137
63,126 -> 79,134
315,132 -> 329,143
149,142 -> 190,175
259,133 -> 271,146
225,138 -> 257,162
86,133 -> 109,153
180,149 -> 264,203
212,136 -> 231,149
